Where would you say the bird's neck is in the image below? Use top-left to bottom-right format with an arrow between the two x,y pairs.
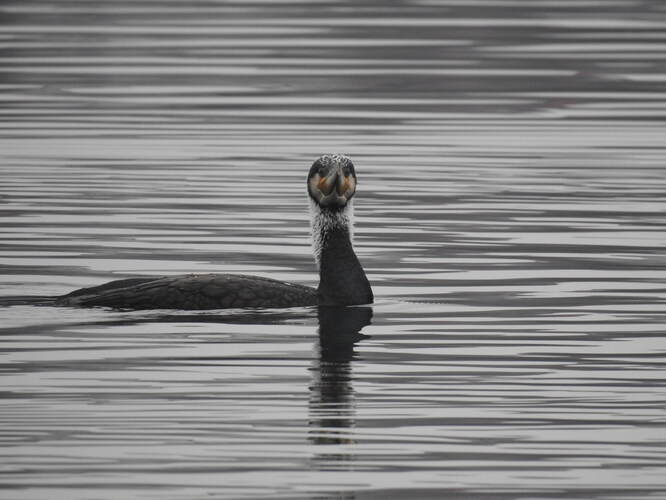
310,199 -> 354,269
310,200 -> 373,306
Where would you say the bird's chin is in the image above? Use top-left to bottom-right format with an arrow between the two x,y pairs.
320,195 -> 348,208
310,191 -> 353,209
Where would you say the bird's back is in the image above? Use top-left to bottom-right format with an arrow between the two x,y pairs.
56,274 -> 319,310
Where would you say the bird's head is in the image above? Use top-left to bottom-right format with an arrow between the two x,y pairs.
307,154 -> 357,209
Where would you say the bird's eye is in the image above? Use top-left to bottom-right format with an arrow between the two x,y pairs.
342,167 -> 351,177
318,166 -> 327,176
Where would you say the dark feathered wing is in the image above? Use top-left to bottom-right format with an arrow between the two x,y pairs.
56,274 -> 319,310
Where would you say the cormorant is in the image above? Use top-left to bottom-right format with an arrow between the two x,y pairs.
56,154 -> 373,310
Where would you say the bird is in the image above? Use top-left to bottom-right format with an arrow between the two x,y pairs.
55,154 -> 374,310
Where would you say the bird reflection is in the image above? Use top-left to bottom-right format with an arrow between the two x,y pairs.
308,306 -> 372,453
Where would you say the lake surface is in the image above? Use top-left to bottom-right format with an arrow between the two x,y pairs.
1,1 -> 666,498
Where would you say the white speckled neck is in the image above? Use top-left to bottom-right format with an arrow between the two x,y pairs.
309,198 -> 354,270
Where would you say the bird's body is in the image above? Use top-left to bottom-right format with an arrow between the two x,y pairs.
56,274 -> 319,310
56,155 -> 373,310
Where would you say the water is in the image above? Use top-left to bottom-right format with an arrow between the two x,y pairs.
1,1 -> 666,498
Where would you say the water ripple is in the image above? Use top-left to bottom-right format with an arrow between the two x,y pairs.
1,1 -> 666,499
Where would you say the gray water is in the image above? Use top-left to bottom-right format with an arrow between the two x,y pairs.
2,1 -> 666,499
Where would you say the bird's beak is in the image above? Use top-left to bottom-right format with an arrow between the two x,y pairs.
309,166 -> 356,208
317,171 -> 337,196
336,172 -> 351,196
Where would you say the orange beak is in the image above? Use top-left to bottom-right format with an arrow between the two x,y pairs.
318,174 -> 335,195
337,175 -> 350,195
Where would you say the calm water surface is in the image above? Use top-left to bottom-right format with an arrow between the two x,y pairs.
1,1 -> 666,499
